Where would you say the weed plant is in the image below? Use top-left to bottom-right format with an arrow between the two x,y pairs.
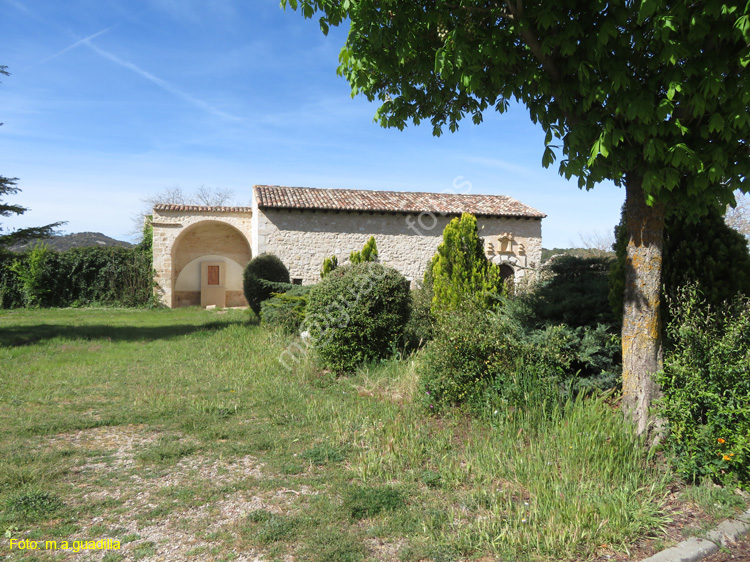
657,285 -> 750,488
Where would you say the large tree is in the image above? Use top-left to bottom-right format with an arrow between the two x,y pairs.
282,0 -> 750,436
1,67 -> 63,252
610,204 -> 750,324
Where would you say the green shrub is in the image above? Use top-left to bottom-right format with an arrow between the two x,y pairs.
419,305 -> 620,412
349,236 -> 378,264
522,323 -> 621,391
304,262 -> 410,373
531,255 -> 616,329
657,285 -> 750,488
0,238 -> 154,309
403,267 -> 435,350
0,254 -> 23,308
9,243 -> 51,307
260,285 -> 312,333
52,246 -> 154,307
243,253 -> 291,314
429,213 -> 502,314
419,306 -> 523,411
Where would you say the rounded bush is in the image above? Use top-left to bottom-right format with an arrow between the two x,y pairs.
304,263 -> 410,373
243,253 -> 291,314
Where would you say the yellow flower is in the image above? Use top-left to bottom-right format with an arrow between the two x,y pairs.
723,454 -> 731,461
718,438 -> 726,444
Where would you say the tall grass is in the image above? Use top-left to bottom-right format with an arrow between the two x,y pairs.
340,362 -> 668,559
0,308 -> 705,561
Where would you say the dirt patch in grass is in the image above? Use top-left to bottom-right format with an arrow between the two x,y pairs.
48,424 -> 160,468
12,425 -> 315,561
363,537 -> 409,562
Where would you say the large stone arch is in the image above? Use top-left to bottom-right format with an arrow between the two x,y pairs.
151,207 -> 253,307
171,221 -> 252,307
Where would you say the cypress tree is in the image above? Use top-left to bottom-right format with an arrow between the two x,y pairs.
349,236 -> 378,264
429,213 -> 501,314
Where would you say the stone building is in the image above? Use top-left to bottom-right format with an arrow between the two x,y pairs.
152,185 -> 545,308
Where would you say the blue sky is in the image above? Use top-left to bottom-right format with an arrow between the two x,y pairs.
1,0 -> 625,248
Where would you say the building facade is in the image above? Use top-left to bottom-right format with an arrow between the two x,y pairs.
152,185 -> 545,308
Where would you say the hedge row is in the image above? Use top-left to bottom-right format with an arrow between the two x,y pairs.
0,242 -> 154,308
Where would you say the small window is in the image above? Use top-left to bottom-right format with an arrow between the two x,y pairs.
292,278 -> 303,285
207,265 -> 220,286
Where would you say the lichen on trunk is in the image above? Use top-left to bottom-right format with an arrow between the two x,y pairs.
621,176 -> 665,439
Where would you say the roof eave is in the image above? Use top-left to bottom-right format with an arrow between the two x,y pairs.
256,204 -> 544,219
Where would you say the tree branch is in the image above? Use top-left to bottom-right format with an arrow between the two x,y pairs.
504,0 -> 561,82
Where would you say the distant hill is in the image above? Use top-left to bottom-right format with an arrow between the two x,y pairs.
542,247 -> 615,263
9,232 -> 134,253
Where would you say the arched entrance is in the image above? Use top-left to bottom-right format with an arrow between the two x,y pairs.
171,221 -> 251,307
499,263 -> 515,292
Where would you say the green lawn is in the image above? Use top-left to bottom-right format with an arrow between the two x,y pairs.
0,308 -> 745,562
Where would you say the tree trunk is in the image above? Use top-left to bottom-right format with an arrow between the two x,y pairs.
621,176 -> 666,438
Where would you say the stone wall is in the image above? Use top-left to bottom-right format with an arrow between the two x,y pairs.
253,207 -> 542,285
154,202 -> 543,308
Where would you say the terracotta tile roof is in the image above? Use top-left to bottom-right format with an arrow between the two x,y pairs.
153,204 -> 252,213
253,185 -> 545,219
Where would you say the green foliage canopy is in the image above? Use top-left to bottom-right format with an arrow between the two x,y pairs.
282,1 -> 749,214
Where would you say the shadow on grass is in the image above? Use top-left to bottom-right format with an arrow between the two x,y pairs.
0,319 -> 256,347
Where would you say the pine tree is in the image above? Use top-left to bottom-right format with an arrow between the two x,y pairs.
1,67 -> 63,252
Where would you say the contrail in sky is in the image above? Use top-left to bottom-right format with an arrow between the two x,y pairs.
37,16 -> 241,123
83,40 -> 242,123
41,26 -> 117,64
